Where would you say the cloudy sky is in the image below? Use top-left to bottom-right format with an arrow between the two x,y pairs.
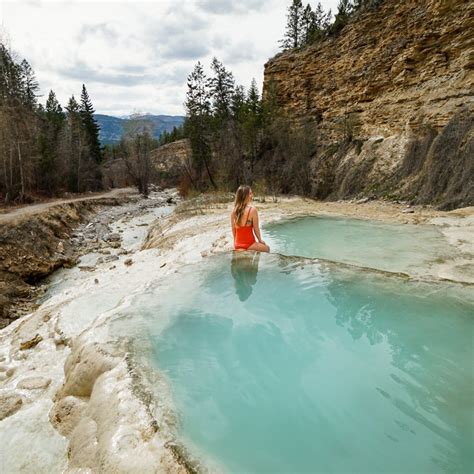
1,0 -> 339,117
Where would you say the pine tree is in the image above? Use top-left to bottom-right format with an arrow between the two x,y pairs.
184,62 -> 216,189
320,5 -> 333,33
80,84 -> 102,163
302,4 -> 317,45
247,79 -> 261,116
208,57 -> 235,120
64,93 -> 102,192
45,90 -> 65,129
279,0 -> 305,50
243,79 -> 262,174
169,126 -> 179,142
66,95 -> 79,115
38,90 -> 65,193
19,59 -> 39,107
312,3 -> 332,39
353,0 -> 384,11
185,62 -> 211,117
231,85 -> 246,121
64,95 -> 83,191
262,77 -> 280,126
331,0 -> 353,34
159,129 -> 170,145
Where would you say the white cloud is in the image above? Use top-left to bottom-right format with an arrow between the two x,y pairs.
1,0 -> 340,116
196,0 -> 269,15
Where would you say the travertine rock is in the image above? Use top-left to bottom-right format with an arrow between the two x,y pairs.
0,392 -> 23,421
49,395 -> 89,437
19,333 -> 43,350
57,342 -> 121,398
16,376 -> 52,390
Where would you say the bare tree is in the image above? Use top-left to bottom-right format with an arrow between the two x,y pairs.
123,112 -> 155,196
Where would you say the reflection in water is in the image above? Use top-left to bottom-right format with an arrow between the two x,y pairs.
230,251 -> 260,301
324,273 -> 473,472
117,254 -> 473,473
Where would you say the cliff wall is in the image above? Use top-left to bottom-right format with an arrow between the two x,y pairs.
263,0 -> 473,208
150,139 -> 191,174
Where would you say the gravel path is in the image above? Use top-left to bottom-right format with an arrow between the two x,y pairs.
0,188 -> 135,224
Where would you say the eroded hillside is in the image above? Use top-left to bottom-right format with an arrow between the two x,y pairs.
263,0 -> 473,208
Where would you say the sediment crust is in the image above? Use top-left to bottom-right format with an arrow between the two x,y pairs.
144,195 -> 474,284
1,193 -> 472,472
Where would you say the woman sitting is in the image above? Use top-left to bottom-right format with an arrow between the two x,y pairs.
231,185 -> 270,253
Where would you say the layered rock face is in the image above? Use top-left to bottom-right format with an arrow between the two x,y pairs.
263,0 -> 473,208
150,139 -> 192,186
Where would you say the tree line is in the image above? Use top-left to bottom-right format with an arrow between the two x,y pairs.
177,57 -> 316,197
280,0 -> 384,50
163,1 -> 386,197
0,0 -> 386,204
0,42 -> 104,203
0,38 -> 163,203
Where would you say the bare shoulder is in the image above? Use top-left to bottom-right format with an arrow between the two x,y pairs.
249,206 -> 259,216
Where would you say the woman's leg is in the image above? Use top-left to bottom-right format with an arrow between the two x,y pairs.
247,242 -> 270,253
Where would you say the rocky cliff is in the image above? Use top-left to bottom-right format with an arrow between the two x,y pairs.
150,139 -> 192,186
263,0 -> 473,208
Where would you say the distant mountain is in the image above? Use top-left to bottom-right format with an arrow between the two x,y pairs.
95,113 -> 185,145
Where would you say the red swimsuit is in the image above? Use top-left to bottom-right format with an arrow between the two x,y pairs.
234,206 -> 256,250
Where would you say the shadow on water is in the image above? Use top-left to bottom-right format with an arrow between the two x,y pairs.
230,251 -> 260,302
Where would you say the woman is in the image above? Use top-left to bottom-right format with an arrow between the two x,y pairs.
231,185 -> 270,252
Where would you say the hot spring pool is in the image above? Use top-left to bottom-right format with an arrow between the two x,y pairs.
114,251 -> 474,473
264,216 -> 456,275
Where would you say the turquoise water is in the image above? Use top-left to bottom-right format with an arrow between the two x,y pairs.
120,253 -> 474,473
264,216 -> 455,274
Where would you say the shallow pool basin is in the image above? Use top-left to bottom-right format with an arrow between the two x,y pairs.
113,252 -> 474,473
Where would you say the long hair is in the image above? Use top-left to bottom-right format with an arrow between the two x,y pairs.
233,185 -> 251,226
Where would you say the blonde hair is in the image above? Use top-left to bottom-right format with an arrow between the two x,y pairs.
233,185 -> 252,226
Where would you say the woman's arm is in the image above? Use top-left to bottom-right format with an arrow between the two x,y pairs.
251,208 -> 265,244
231,211 -> 236,240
